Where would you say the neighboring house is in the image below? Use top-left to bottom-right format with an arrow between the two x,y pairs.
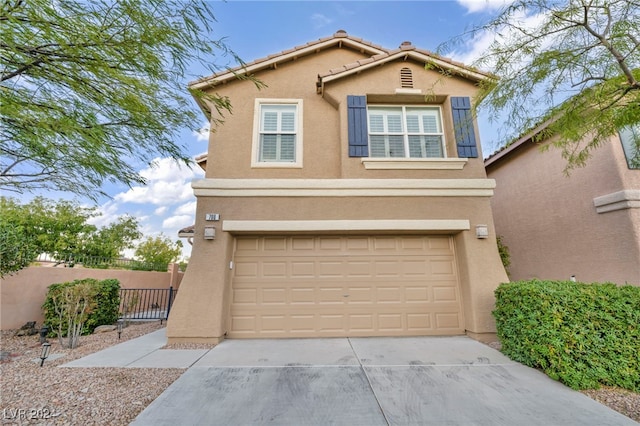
485,123 -> 640,285
167,31 -> 508,344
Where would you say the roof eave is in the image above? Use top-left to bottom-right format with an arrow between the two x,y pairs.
188,36 -> 388,91
484,119 -> 554,168
317,50 -> 493,94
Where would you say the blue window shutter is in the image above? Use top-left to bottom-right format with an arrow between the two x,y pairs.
347,95 -> 369,157
451,96 -> 478,158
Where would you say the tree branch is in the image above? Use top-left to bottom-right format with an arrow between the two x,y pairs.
580,5 -> 638,87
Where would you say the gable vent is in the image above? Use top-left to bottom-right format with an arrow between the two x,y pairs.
400,67 -> 413,88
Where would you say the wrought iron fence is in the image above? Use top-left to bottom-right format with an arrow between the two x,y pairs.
119,287 -> 177,323
35,253 -> 170,271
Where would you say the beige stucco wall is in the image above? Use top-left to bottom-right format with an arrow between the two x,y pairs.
167,188 -> 508,343
167,44 -> 508,343
486,135 -> 640,285
205,49 -> 488,180
0,265 -> 183,330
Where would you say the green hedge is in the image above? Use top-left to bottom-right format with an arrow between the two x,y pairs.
493,279 -> 640,391
42,278 -> 121,336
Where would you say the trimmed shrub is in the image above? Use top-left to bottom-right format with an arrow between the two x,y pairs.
493,279 -> 640,391
85,278 -> 120,332
43,278 -> 121,338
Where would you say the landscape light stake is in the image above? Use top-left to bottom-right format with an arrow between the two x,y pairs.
117,320 -> 123,340
40,342 -> 51,367
39,325 -> 49,344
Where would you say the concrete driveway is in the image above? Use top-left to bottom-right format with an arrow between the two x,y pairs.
131,336 -> 636,426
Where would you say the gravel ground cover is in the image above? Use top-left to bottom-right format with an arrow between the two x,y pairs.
1,325 -> 638,425
0,322 -> 187,425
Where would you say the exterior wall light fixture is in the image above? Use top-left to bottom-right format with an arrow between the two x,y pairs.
204,226 -> 216,240
475,225 -> 489,239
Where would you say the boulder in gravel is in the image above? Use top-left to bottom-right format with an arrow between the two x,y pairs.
93,325 -> 117,333
14,321 -> 38,336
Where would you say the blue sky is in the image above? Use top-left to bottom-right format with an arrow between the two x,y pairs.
39,0 -> 516,260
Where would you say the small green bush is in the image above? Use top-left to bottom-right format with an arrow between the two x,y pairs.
43,278 -> 121,337
496,236 -> 511,276
85,278 -> 120,332
493,279 -> 640,391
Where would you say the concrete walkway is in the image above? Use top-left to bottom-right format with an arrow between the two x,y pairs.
61,329 -> 210,369
63,331 -> 637,425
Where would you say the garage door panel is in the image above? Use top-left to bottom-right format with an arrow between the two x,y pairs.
405,286 -> 430,302
234,261 -> 259,278
291,237 -> 315,251
262,261 -> 287,277
263,237 -> 287,251
291,288 -> 315,304
429,257 -> 457,276
229,235 -> 463,338
433,286 -> 459,303
291,261 -> 315,277
318,287 -> 346,304
435,313 -> 462,329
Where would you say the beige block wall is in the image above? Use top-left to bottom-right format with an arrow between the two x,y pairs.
0,265 -> 183,330
487,136 -> 640,285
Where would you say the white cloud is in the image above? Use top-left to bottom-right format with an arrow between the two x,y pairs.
154,206 -> 168,216
192,121 -> 210,142
87,200 -> 120,228
115,157 -> 201,206
162,215 -> 193,231
449,9 -> 548,66
174,201 -> 197,216
457,0 -> 512,13
311,13 -> 334,29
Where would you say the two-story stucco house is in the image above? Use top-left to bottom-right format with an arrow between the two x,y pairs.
485,123 -> 640,285
167,31 -> 508,344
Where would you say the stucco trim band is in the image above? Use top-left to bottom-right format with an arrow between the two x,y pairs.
222,220 -> 470,233
593,189 -> 640,213
192,178 -> 495,197
361,158 -> 468,170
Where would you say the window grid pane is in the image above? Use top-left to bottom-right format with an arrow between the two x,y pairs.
368,106 -> 444,158
259,104 -> 298,162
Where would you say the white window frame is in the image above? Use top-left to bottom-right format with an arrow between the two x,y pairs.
251,98 -> 303,168
367,105 -> 446,159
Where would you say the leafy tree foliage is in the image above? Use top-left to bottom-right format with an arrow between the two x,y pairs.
83,216 -> 141,261
0,222 -> 39,277
448,0 -> 639,169
0,196 -> 140,274
0,0 -> 240,199
134,234 -> 183,271
0,197 -> 97,258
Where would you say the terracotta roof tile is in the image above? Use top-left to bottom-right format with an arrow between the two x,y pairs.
189,31 -> 390,87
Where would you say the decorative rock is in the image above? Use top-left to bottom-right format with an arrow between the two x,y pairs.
14,321 -> 38,336
93,325 -> 117,333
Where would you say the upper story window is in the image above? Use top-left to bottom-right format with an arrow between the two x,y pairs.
619,124 -> 640,169
367,106 -> 445,158
252,99 -> 303,168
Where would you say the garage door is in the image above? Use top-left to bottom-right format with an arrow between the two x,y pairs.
228,235 -> 463,338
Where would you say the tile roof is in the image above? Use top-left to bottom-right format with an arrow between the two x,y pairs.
318,41 -> 493,85
189,30 -> 388,89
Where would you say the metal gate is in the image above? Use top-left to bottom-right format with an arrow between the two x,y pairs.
119,287 -> 177,323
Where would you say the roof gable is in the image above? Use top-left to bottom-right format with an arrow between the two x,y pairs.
189,30 -> 387,90
189,30 -> 493,91
317,41 -> 492,93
